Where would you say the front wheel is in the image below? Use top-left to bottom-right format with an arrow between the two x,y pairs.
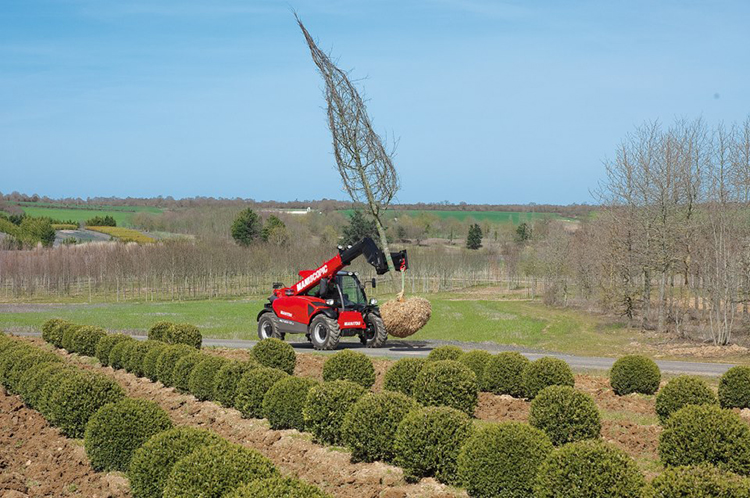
257,314 -> 283,340
361,314 -> 387,348
309,315 -> 341,350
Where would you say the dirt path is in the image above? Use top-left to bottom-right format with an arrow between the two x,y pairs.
0,390 -> 130,498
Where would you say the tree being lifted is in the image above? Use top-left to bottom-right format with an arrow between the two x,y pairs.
297,15 -> 430,337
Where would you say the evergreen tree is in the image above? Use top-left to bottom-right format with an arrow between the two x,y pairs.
261,215 -> 286,242
342,210 -> 378,246
231,208 -> 261,246
515,222 -> 532,243
466,223 -> 483,250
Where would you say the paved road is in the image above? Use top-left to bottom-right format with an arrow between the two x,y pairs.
17,332 -> 735,377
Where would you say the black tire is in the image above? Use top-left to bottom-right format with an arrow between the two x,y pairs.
257,314 -> 283,340
309,314 -> 341,350
362,313 -> 387,348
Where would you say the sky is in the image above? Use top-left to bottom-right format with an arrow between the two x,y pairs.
1,0 -> 749,205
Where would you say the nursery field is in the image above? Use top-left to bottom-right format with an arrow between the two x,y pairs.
341,209 -> 567,224
15,202 -> 163,226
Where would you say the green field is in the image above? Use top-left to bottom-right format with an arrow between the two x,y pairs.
0,297 -> 645,358
341,209 -> 565,224
16,202 -> 163,226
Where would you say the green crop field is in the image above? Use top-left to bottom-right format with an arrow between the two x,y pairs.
15,202 -> 163,226
340,209 -> 566,224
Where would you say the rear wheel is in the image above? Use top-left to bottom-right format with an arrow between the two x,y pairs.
309,315 -> 341,350
361,313 -> 387,348
257,314 -> 283,340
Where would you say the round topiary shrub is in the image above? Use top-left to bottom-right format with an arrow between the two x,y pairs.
225,476 -> 329,498
427,345 -> 464,362
60,322 -> 83,352
126,340 -> 163,377
42,318 -> 68,347
212,360 -> 258,407
162,442 -> 278,498
48,371 -> 126,437
70,325 -> 107,357
235,367 -> 289,419
35,366 -> 81,419
322,349 -> 375,388
262,376 -> 319,431
156,344 -> 196,387
166,323 -> 202,349
650,465 -> 750,497
129,427 -> 223,498
383,357 -> 426,396
303,380 -> 367,446
394,405 -> 474,484
610,355 -> 661,396
252,338 -> 296,374
719,366 -> 750,409
109,337 -> 137,370
95,333 -> 131,367
412,360 -> 478,416
534,440 -> 646,498
2,348 -> 60,393
188,356 -> 230,401
523,357 -> 575,399
457,349 -> 492,387
341,390 -> 418,463
457,422 -> 554,498
18,361 -> 69,409
483,352 -> 531,397
172,352 -> 207,393
529,385 -> 601,446
0,343 -> 35,385
655,376 -> 718,424
84,398 -> 173,471
148,321 -> 174,342
658,404 -> 750,474
142,342 -> 170,382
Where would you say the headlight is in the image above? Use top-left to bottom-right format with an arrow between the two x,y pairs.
325,299 -> 335,306
369,298 -> 378,305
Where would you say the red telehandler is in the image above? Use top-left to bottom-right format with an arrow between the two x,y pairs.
256,238 -> 408,350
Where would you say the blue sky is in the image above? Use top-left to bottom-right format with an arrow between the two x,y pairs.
1,0 -> 749,204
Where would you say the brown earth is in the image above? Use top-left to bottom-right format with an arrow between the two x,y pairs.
0,389 -> 130,498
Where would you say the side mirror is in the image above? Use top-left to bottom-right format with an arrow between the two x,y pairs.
371,278 -> 377,288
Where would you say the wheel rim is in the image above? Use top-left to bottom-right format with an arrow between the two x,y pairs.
314,322 -> 328,343
261,320 -> 273,339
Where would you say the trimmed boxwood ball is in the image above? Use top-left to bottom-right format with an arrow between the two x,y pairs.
457,350 -> 492,388
658,404 -> 750,474
172,352 -> 207,393
188,356 -> 230,401
534,440 -> 646,498
303,380 -> 367,445
322,349 -> 375,388
35,366 -> 81,418
655,376 -> 717,424
148,321 -> 173,342
342,390 -> 418,463
142,342 -> 170,382
263,376 -> 319,431
719,366 -> 750,409
0,344 -> 37,386
3,349 -> 60,393
166,323 -> 202,349
610,355 -> 661,396
235,367 -> 288,419
48,371 -> 126,437
129,427 -> 223,498
383,357 -> 426,396
650,465 -> 750,497
213,360 -> 258,407
84,398 -> 173,471
42,318 -> 68,347
60,322 -> 83,352
427,345 -> 464,362
529,385 -> 601,446
18,361 -> 68,409
523,357 -> 574,399
109,338 -> 136,370
127,340 -> 163,377
394,405 -> 474,484
95,333 -> 131,367
457,422 -> 554,498
252,338 -> 296,374
412,360 -> 478,416
225,476 -> 330,498
70,325 -> 107,357
157,344 -> 200,387
163,442 -> 278,498
482,352 -> 530,398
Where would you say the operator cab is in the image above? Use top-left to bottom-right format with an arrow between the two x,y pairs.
304,271 -> 374,310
